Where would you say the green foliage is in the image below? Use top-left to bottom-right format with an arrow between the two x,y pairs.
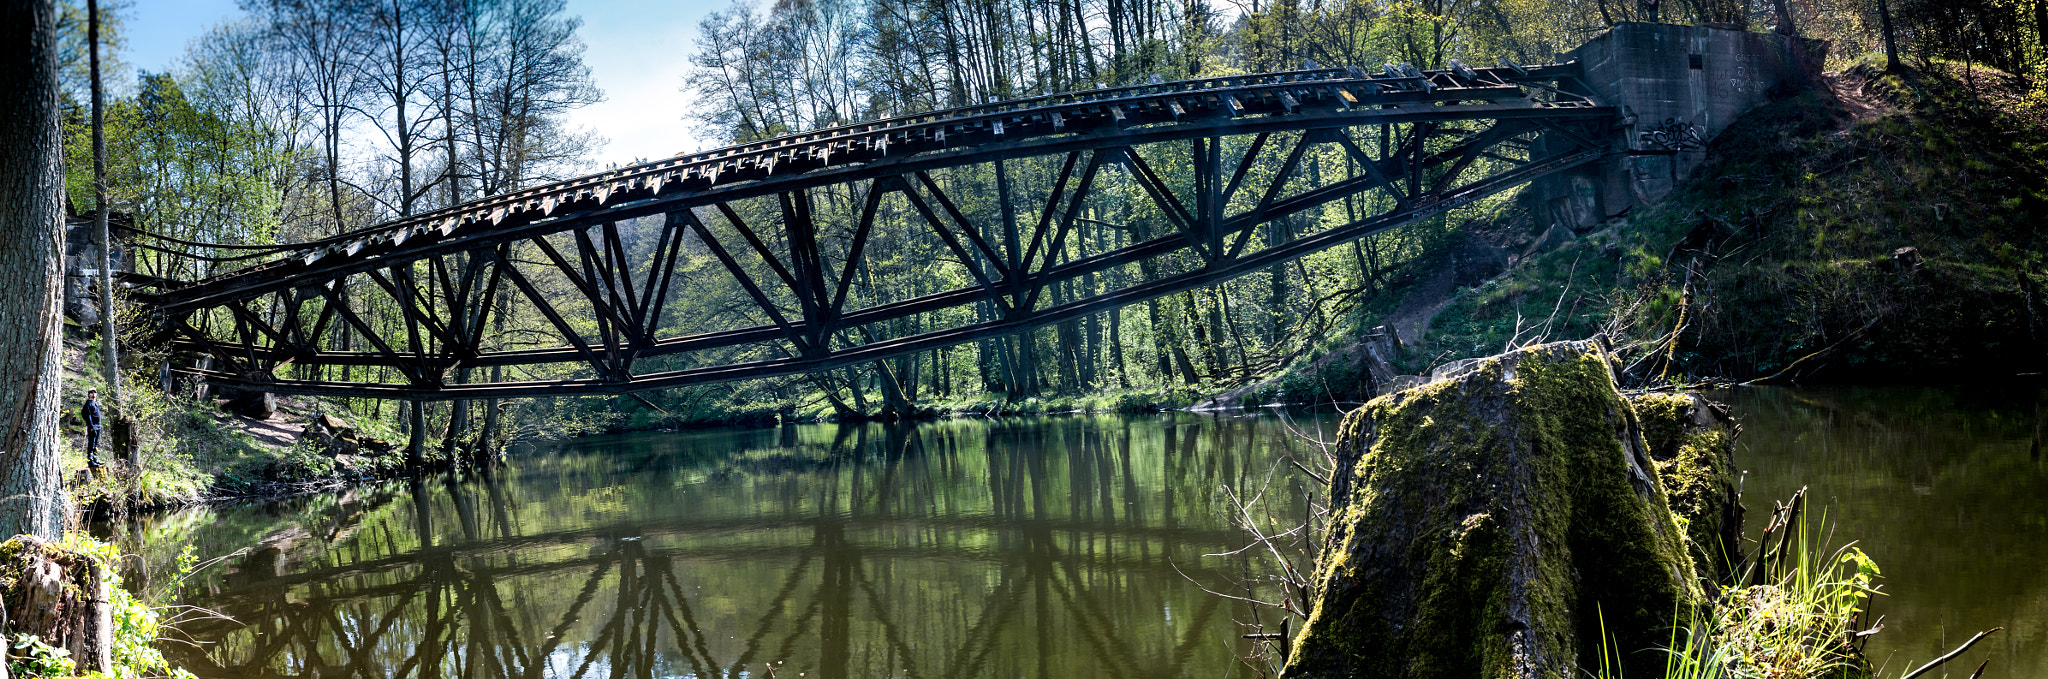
926,386 -> 1202,417
63,53 -> 294,257
98,569 -> 197,679
45,534 -> 198,679
1593,511 -> 1880,679
10,635 -> 75,679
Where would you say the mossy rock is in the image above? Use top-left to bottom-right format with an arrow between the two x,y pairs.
1629,393 -> 1744,585
1285,341 -> 1702,679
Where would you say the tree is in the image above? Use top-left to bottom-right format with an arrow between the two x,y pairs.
89,0 -> 127,472
1880,0 -> 1901,70
249,0 -> 364,236
0,0 -> 71,540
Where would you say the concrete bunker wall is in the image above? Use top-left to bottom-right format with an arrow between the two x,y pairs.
1529,23 -> 1826,229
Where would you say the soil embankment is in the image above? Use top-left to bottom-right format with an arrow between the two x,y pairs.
1229,61 -> 2047,406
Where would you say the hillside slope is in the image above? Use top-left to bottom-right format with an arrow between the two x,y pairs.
1242,59 -> 2048,403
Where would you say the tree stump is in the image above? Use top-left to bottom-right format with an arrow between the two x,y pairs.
1285,341 -> 1703,679
1629,392 -> 1745,585
0,536 -> 113,676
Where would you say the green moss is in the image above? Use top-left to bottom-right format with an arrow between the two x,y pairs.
1631,394 -> 1693,458
1515,347 -> 1701,675
1628,394 -> 1745,582
1285,343 -> 1701,678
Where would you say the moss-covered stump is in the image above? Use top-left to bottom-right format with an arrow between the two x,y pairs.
1629,393 -> 1744,584
0,536 -> 113,676
1284,341 -> 1702,679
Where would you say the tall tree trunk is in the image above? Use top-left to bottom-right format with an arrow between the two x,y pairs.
87,0 -> 129,481
1195,291 -> 1224,373
843,366 -> 870,412
1133,216 -> 1172,383
1052,280 -> 1083,392
1080,310 -> 1099,388
1771,0 -> 1798,35
88,0 -> 121,415
1881,0 -> 1903,71
327,107 -> 347,233
1109,307 -> 1129,388
2038,0 -> 2048,52
1148,299 -> 1172,381
876,357 -> 914,415
0,0 -> 69,539
1266,217 -> 1292,346
390,0 -> 415,216
442,369 -> 469,456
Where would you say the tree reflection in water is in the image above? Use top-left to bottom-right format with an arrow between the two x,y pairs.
130,413 -> 1338,679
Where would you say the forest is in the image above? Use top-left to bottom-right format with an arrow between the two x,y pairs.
59,0 -> 2048,472
0,0 -> 2034,674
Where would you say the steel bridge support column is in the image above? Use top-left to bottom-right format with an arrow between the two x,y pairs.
408,399 -> 427,470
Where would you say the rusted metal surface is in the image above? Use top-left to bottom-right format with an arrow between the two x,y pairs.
152,64 -> 1614,399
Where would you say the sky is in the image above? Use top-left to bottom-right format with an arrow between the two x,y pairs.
121,0 -> 729,168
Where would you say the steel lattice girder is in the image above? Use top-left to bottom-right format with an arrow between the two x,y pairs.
160,64 -> 1615,400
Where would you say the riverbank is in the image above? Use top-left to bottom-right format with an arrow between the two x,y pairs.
60,345 -> 1219,514
57,341 -> 470,510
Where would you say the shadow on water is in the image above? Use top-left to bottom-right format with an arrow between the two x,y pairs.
1717,385 -> 2048,676
118,412 -> 1340,679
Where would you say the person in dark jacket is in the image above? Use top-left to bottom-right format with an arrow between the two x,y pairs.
82,389 -> 103,468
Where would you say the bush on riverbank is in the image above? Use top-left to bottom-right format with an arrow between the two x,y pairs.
919,387 -> 1206,417
571,383 -> 1208,428
1584,490 -> 1884,679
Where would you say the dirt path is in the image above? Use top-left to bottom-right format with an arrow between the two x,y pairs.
1827,71 -> 1890,121
229,412 -> 305,449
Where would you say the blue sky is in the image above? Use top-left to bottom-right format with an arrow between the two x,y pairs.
122,0 -> 728,167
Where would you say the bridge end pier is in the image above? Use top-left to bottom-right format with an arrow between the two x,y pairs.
1531,22 -> 1829,230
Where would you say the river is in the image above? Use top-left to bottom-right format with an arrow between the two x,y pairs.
1715,386 -> 2048,677
116,386 -> 2046,678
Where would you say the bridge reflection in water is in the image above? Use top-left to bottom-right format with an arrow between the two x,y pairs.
131,413 -> 1330,678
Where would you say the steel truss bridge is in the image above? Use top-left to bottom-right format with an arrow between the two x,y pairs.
146,61 -> 1615,400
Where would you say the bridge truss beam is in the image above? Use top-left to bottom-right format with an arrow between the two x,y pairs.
153,64 -> 1613,400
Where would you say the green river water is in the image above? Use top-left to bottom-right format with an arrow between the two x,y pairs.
116,386 -> 2046,678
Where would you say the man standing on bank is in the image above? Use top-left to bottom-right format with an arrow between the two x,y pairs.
82,389 -> 103,468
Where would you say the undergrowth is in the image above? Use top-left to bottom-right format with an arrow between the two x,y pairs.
921,386 -> 1205,417
1595,494 -> 1882,679
2,535 -> 201,679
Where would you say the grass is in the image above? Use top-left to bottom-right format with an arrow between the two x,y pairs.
1595,492 -> 1883,679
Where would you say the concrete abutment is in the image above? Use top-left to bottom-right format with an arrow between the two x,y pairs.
1530,22 -> 1828,230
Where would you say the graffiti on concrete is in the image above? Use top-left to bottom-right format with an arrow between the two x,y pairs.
1638,117 -> 1706,151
